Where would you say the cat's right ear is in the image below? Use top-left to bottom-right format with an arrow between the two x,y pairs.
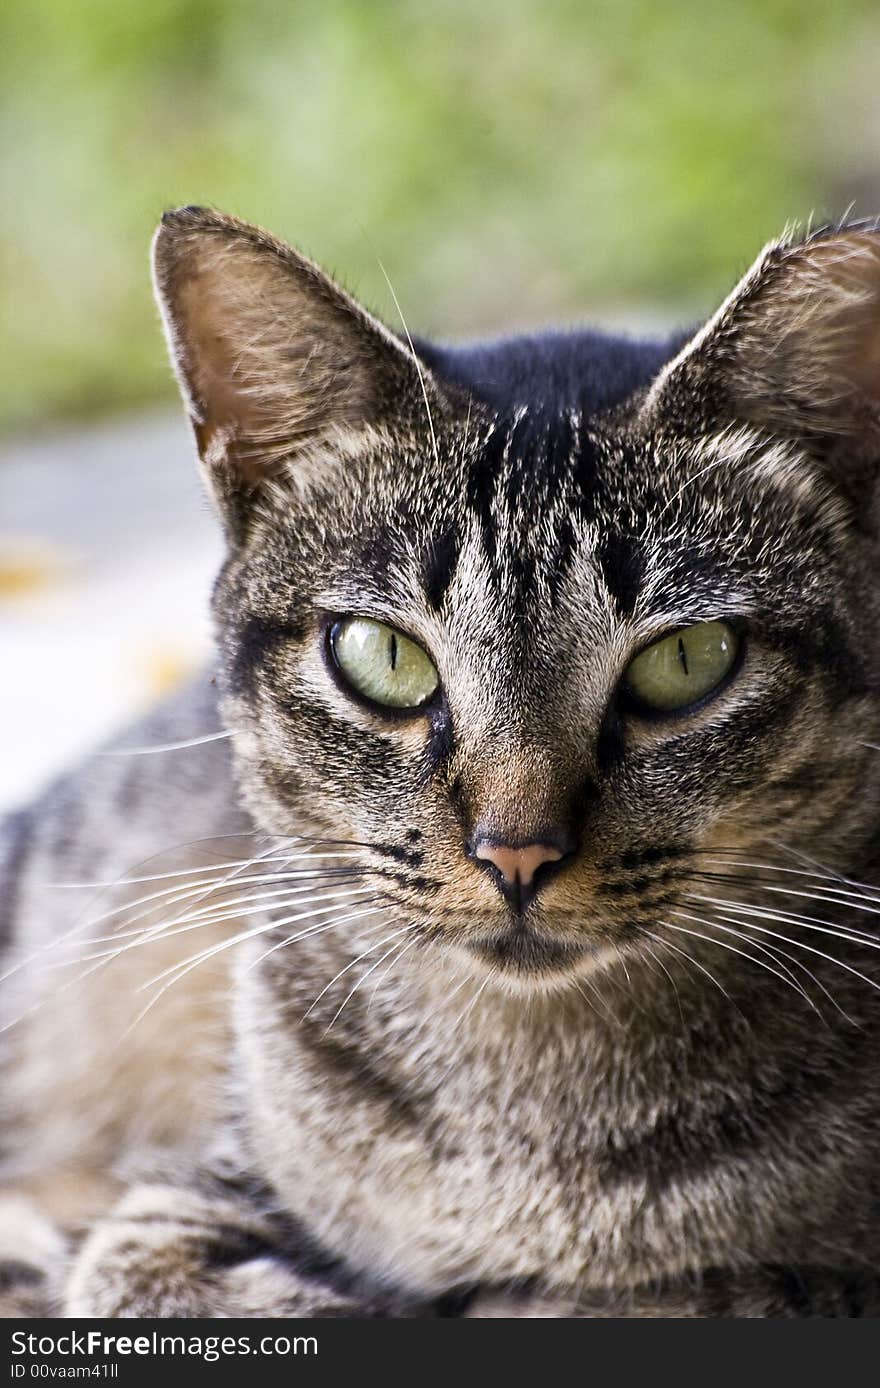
152,206 -> 440,538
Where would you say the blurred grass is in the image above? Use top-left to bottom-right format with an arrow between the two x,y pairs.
2,0 -> 880,433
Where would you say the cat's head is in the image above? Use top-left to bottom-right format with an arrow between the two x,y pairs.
153,207 -> 880,991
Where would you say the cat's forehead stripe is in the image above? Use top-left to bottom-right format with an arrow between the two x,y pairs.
455,410 -> 687,631
421,526 -> 460,613
460,406 -> 601,583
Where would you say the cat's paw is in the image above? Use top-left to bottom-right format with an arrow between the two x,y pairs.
68,1247 -> 402,1319
216,1256 -> 422,1318
0,1195 -> 68,1317
64,1181 -> 425,1318
464,1290 -> 575,1318
64,1181 -> 271,1317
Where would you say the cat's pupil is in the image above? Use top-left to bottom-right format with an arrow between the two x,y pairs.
623,621 -> 738,714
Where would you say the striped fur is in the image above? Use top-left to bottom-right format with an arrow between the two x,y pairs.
4,210 -> 880,1316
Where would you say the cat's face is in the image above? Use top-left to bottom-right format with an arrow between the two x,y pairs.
154,208 -> 880,989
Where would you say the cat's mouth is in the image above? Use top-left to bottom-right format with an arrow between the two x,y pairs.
464,919 -> 592,976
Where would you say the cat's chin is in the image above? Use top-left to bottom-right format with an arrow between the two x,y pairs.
460,921 -> 610,990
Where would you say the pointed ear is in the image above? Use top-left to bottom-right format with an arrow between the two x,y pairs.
152,206 -> 440,533
643,223 -> 880,454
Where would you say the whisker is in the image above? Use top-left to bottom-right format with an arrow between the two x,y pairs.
0,839 -> 290,988
123,897 -> 387,1039
640,941 -> 685,1026
322,925 -> 421,1036
697,857 -> 880,895
670,909 -> 817,1010
243,904 -> 388,974
30,871 -> 367,966
84,871 -> 369,943
58,882 -> 377,964
767,838 -> 866,890
0,884 -> 344,1039
688,846 -> 880,900
571,975 -> 620,1027
686,891 -> 880,949
441,972 -> 494,1051
606,947 -> 647,1019
51,851 -> 362,893
366,934 -> 421,1012
684,893 -> 880,998
376,257 -> 440,470
689,901 -> 857,1021
98,729 -> 236,756
126,886 -> 377,977
656,452 -> 741,518
681,906 -> 859,1024
662,917 -> 809,1004
48,842 -> 296,955
303,923 -> 417,1023
676,904 -> 817,989
639,926 -> 742,1017
692,871 -> 880,918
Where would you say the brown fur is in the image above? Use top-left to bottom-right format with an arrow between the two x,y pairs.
4,210 -> 880,1317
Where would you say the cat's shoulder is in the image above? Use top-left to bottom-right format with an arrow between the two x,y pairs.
0,674 -> 248,949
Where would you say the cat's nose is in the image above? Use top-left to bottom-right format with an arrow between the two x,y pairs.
471,835 -> 574,913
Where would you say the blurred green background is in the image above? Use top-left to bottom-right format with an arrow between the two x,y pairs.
3,0 -> 880,436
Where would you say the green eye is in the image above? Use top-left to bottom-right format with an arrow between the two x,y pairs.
330,617 -> 440,711
624,621 -> 739,714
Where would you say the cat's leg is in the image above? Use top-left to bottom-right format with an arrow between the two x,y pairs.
468,1266 -> 880,1318
0,1195 -> 68,1317
644,1266 -> 880,1318
64,1179 -> 427,1318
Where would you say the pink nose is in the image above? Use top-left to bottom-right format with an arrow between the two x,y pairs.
474,840 -> 563,887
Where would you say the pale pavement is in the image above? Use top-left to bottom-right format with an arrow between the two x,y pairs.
0,411 -> 224,814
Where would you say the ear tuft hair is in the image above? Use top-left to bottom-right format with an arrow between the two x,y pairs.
645,221 -> 880,449
152,206 -> 439,533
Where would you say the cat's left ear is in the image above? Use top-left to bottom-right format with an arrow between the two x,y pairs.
643,223 -> 880,461
152,206 -> 444,537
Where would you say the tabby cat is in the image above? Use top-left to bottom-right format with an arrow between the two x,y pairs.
3,207 -> 880,1317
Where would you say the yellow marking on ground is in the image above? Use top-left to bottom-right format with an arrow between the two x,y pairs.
0,540 -> 72,598
139,647 -> 198,699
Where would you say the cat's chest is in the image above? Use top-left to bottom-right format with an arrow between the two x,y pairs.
248,1000 -> 665,1294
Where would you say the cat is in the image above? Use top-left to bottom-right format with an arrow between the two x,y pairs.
3,206 -> 880,1317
